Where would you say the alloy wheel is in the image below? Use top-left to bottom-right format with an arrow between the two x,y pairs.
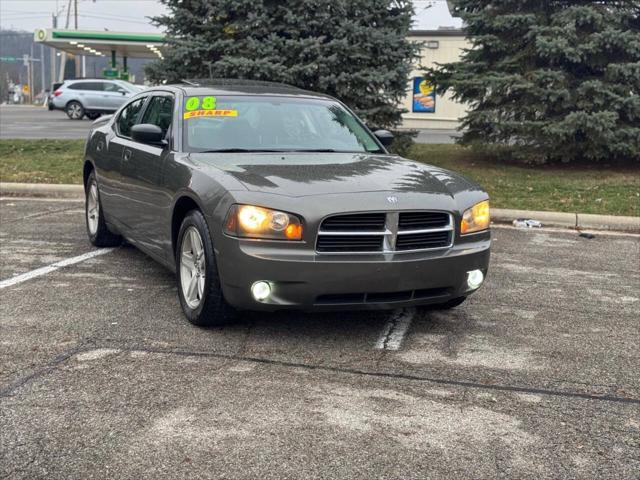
86,181 -> 99,235
180,226 -> 206,309
68,103 -> 82,119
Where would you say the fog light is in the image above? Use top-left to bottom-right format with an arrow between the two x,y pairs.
251,281 -> 271,301
467,270 -> 484,289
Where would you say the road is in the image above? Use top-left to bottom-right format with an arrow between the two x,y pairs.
0,105 -> 460,143
0,105 -> 91,140
1,197 -> 639,479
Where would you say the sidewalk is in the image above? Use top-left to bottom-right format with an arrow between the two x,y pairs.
1,182 -> 638,233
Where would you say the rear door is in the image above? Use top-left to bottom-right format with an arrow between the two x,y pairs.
114,92 -> 176,259
76,82 -> 102,110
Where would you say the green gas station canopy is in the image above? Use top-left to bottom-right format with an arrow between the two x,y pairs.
34,28 -> 166,60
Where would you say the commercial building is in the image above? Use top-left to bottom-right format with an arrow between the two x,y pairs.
400,29 -> 469,131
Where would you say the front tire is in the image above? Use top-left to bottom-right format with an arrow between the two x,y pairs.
176,210 -> 238,327
86,111 -> 100,120
66,101 -> 85,120
85,171 -> 121,247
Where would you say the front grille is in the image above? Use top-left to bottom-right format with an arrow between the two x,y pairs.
316,234 -> 384,252
316,211 -> 453,253
320,213 -> 386,232
315,287 -> 451,305
396,231 -> 451,251
399,211 -> 450,230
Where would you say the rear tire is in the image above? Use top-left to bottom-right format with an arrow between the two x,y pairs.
86,111 -> 100,120
85,171 -> 122,247
66,101 -> 85,120
176,210 -> 239,327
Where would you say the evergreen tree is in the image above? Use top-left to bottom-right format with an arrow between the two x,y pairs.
427,1 -> 640,163
147,0 -> 418,130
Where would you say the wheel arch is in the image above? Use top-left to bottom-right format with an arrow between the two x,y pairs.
171,193 -> 206,256
83,160 -> 95,192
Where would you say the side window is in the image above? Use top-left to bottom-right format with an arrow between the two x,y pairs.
140,95 -> 174,137
67,83 -> 83,90
103,82 -> 121,92
117,97 -> 146,138
80,82 -> 101,91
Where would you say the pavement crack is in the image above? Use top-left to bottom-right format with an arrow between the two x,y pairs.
0,344 -> 87,398
99,344 -> 640,406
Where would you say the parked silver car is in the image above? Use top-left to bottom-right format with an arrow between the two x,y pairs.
51,79 -> 145,120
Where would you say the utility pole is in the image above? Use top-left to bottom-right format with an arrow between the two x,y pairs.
40,44 -> 45,94
29,43 -> 34,103
50,13 -> 57,86
58,0 -> 73,82
74,0 -> 81,79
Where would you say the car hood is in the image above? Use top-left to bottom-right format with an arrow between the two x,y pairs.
191,152 -> 477,198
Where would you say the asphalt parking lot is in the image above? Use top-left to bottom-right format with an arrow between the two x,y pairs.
0,105 -> 459,143
1,197 -> 639,479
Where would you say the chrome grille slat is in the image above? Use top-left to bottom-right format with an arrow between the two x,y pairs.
316,211 -> 454,254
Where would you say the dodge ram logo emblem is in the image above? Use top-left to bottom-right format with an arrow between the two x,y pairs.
387,196 -> 398,204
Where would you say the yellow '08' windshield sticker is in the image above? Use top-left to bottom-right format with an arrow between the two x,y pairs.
183,96 -> 238,119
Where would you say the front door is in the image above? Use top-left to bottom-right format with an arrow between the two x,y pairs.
102,95 -> 148,233
115,93 -> 176,260
101,82 -> 129,110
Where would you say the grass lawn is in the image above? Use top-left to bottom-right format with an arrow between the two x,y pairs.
408,144 -> 639,217
0,139 -> 85,185
0,139 -> 637,216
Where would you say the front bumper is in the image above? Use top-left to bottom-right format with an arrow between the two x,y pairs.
215,232 -> 490,311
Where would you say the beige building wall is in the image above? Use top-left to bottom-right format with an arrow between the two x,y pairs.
400,32 -> 470,130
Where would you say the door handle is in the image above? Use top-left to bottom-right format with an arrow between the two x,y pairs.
122,148 -> 132,162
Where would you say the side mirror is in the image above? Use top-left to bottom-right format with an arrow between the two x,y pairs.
373,129 -> 394,147
131,124 -> 165,145
117,89 -> 127,95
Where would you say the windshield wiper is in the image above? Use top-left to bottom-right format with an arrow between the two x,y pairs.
197,148 -> 285,153
283,148 -> 339,153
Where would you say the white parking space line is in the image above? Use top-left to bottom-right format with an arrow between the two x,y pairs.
374,308 -> 415,351
0,248 -> 115,290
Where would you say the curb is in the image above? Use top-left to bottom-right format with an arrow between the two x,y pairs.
491,208 -> 639,233
0,182 -> 84,198
1,182 -> 638,233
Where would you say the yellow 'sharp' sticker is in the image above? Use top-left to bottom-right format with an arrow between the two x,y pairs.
183,109 -> 238,119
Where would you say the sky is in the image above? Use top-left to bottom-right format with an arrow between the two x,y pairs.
0,0 -> 461,34
0,0 -> 168,33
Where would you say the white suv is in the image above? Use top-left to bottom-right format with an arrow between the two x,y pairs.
51,79 -> 145,120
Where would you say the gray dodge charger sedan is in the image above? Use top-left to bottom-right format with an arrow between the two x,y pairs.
83,80 -> 490,326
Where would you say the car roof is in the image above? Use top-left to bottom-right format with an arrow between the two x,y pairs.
147,79 -> 336,100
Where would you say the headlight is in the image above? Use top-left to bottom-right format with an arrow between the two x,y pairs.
224,205 -> 303,240
461,200 -> 490,234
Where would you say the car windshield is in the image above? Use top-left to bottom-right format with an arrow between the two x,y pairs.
182,95 -> 382,153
